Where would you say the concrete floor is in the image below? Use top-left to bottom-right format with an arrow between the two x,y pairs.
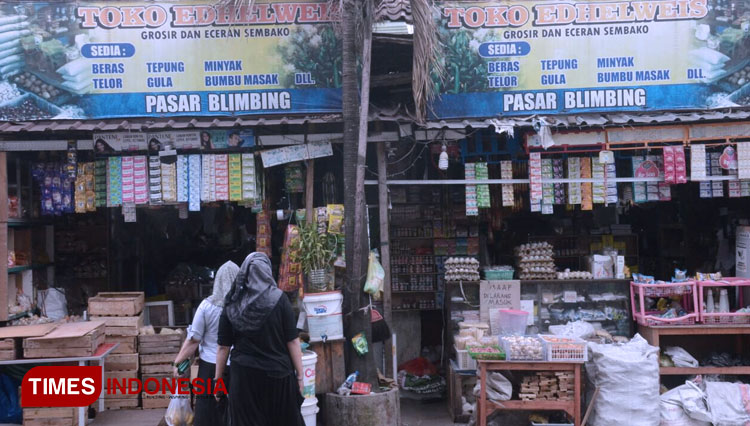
401,399 -> 464,426
91,409 -> 164,426
13,397 -> 464,426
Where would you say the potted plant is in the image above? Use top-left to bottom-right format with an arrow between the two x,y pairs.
291,223 -> 338,292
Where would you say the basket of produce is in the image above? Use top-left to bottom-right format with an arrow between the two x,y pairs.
467,345 -> 505,361
538,335 -> 587,363
483,266 -> 514,280
500,335 -> 544,361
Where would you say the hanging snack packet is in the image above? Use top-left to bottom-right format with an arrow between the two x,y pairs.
278,225 -> 303,292
327,204 -> 344,234
285,163 -> 305,193
351,332 -> 369,356
316,207 -> 328,234
256,210 -> 272,257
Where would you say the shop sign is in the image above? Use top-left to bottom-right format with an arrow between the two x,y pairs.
94,130 -> 255,152
0,1 -> 341,121
260,140 -> 333,167
480,280 -> 520,323
431,0 -> 748,118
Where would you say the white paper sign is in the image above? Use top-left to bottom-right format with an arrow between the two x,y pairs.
520,300 -> 535,326
480,280 -> 520,323
261,142 -> 334,167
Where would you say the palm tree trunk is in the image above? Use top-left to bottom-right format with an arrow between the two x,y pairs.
341,0 -> 377,385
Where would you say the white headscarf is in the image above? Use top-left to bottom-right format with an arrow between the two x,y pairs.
207,261 -> 239,307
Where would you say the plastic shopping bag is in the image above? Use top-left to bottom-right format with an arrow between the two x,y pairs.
664,347 -> 699,368
164,395 -> 193,426
364,251 -> 385,298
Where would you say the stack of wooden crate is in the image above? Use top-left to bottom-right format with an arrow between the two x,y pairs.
0,323 -> 58,361
21,321 -> 105,425
23,321 -> 105,358
89,292 -> 145,410
22,407 -> 79,426
139,329 -> 185,409
519,372 -> 574,401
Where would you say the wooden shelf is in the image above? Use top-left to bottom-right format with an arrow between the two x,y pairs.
7,219 -> 52,228
521,279 -> 631,286
392,272 -> 439,275
393,308 -> 441,312
392,290 -> 436,294
640,324 -> 750,352
660,366 -> 750,375
488,400 -> 573,411
641,324 -> 750,334
8,263 -> 53,274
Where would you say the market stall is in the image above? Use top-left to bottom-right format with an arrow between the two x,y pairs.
365,121 -> 750,424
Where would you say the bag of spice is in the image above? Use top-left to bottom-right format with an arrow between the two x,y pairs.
278,225 -> 303,292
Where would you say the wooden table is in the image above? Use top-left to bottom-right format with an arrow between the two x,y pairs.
477,360 -> 583,426
0,342 -> 118,426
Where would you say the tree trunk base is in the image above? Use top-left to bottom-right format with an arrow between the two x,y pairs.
325,388 -> 400,426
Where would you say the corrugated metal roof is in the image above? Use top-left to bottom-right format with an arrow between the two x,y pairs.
417,110 -> 750,129
375,0 -> 411,23
0,114 -> 342,134
1,107 -> 750,135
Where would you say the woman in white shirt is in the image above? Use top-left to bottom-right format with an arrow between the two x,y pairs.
173,261 -> 239,426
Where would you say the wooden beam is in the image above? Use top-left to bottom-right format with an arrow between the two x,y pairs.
305,159 -> 315,224
377,143 -> 393,376
371,72 -> 412,88
0,152 -> 8,321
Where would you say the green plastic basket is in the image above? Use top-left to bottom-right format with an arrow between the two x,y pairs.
467,345 -> 506,361
484,269 -> 514,280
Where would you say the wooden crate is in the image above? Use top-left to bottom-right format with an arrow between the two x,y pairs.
142,394 -> 171,409
105,335 -> 137,354
91,312 -> 144,337
23,407 -> 79,426
0,324 -> 58,361
106,370 -> 138,383
141,364 -> 173,375
105,353 -> 139,372
106,377 -> 139,397
23,321 -> 105,358
88,292 -> 145,317
142,374 -> 171,409
140,353 -> 175,365
105,398 -> 140,410
0,338 -> 17,360
138,332 -> 184,355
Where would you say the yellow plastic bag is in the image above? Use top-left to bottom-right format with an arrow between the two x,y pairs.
364,251 -> 385,299
165,394 -> 193,426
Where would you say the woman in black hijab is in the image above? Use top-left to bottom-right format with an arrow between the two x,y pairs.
215,252 -> 305,426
